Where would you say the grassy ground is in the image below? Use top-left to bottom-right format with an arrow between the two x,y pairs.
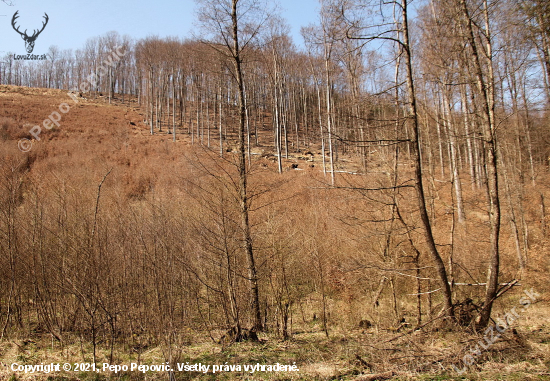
1,295 -> 549,380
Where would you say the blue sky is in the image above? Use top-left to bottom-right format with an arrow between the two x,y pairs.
0,0 -> 320,55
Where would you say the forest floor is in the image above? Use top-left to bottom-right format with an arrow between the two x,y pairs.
0,299 -> 549,380
0,85 -> 549,380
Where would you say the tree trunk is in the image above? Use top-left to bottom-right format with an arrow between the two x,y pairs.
231,0 -> 262,332
401,0 -> 454,318
460,0 -> 501,329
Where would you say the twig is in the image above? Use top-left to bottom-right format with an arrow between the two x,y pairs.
355,354 -> 372,370
90,168 -> 113,245
495,279 -> 519,298
354,371 -> 395,381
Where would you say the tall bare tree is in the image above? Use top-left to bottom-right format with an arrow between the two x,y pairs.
458,0 -> 502,330
196,0 -> 273,333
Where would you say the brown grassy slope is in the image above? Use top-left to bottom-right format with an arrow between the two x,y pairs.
0,85 -> 549,380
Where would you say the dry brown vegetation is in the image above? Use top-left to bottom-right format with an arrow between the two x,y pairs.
0,85 -> 549,380
2,0 -> 550,379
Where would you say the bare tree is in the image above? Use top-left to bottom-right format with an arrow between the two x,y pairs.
458,0 -> 502,330
334,0 -> 455,318
195,0 -> 273,334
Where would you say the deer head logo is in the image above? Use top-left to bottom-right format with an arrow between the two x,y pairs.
11,11 -> 49,54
